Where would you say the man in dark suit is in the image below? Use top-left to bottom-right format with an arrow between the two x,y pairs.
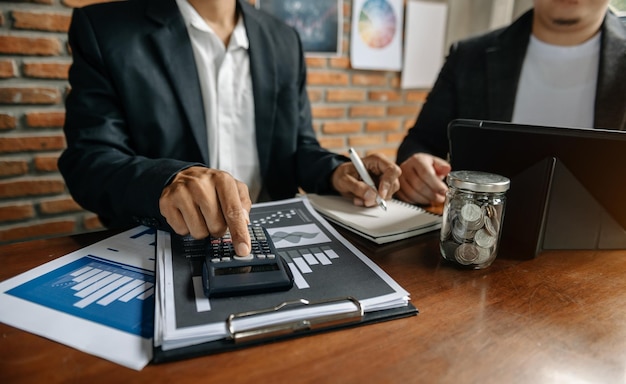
59,0 -> 401,256
396,0 -> 625,206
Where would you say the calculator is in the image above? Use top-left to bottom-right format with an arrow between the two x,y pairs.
201,225 -> 294,298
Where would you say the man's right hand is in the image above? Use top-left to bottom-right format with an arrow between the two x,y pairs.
396,153 -> 451,205
159,166 -> 252,256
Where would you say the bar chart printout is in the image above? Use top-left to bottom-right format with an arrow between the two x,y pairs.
6,255 -> 155,338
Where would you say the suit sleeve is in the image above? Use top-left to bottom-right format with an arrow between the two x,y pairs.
396,43 -> 461,164
59,8 -> 197,229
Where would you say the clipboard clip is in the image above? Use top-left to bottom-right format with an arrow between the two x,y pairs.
226,297 -> 364,343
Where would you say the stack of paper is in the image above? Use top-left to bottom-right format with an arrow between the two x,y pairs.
153,197 -> 415,357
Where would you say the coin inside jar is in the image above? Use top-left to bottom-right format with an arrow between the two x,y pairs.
439,171 -> 510,269
455,243 -> 480,265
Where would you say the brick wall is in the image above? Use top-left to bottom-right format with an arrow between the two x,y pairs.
0,0 -> 427,244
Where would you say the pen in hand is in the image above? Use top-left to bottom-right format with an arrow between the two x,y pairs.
348,147 -> 388,212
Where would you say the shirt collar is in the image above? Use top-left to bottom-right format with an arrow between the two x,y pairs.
175,0 -> 249,50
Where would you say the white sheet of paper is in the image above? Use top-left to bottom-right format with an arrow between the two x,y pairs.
0,226 -> 156,371
350,0 -> 404,71
401,1 -> 448,89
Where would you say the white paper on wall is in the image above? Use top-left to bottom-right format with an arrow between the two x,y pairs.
401,1 -> 448,89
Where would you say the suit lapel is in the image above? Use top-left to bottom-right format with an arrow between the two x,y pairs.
146,0 -> 209,163
240,1 -> 277,180
485,11 -> 533,122
594,12 -> 626,130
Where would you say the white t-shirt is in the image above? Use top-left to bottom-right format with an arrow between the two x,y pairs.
512,33 -> 601,128
176,0 -> 261,201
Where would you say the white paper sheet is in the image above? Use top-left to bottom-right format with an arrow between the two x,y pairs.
401,1 -> 448,89
0,226 -> 156,371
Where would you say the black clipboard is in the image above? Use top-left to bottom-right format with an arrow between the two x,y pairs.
151,197 -> 419,365
448,119 -> 626,259
152,298 -> 417,364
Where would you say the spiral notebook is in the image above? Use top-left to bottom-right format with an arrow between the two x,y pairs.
305,194 -> 442,244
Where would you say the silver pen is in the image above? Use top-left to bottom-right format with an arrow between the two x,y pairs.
348,147 -> 387,211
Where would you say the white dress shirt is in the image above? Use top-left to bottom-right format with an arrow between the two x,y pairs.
512,33 -> 600,129
176,0 -> 261,201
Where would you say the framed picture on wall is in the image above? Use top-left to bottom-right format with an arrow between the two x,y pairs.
256,0 -> 342,57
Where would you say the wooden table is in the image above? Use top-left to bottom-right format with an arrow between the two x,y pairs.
1,229 -> 625,383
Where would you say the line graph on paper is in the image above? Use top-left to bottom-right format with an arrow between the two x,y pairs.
6,255 -> 154,338
250,206 -> 346,290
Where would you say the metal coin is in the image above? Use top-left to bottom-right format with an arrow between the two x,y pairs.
474,229 -> 496,248
455,243 -> 480,265
460,203 -> 482,223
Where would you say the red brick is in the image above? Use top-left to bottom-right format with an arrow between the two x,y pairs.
311,106 -> 345,119
0,135 -> 66,153
305,57 -> 326,68
0,219 -> 76,243
0,178 -> 66,198
342,2 -> 351,18
322,121 -> 362,134
0,35 -> 61,56
63,0 -> 112,7
0,160 -> 29,176
349,105 -> 385,118
33,155 -> 60,172
39,197 -> 82,214
348,135 -> 383,147
23,61 -> 71,79
369,90 -> 402,102
390,76 -> 400,88
404,119 -> 416,129
387,105 -> 420,117
0,203 -> 35,222
329,57 -> 350,69
25,111 -> 65,127
352,73 -> 387,87
365,120 -> 401,132
307,89 -> 323,103
0,114 -> 17,130
317,136 -> 345,149
0,87 -> 62,105
387,132 -> 407,144
84,214 -> 104,230
0,60 -> 16,78
12,11 -> 72,33
367,147 -> 397,160
307,72 -> 349,86
406,91 -> 429,103
326,89 -> 366,102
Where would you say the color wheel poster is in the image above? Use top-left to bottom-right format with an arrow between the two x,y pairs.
350,0 -> 404,71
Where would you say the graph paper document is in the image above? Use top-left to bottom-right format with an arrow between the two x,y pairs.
153,197 -> 416,361
0,226 -> 157,371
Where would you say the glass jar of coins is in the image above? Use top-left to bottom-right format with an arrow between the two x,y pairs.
440,170 -> 510,269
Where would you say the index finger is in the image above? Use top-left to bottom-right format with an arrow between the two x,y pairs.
215,178 -> 252,256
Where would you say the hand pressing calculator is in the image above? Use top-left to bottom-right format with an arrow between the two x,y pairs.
201,225 -> 294,298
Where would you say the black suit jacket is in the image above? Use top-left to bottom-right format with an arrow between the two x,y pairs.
397,9 -> 626,163
59,0 -> 346,229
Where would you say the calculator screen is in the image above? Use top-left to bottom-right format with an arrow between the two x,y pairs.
214,263 -> 279,276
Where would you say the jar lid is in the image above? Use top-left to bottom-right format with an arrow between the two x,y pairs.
447,170 -> 510,193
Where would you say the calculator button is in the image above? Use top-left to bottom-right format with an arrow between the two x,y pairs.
211,258 -> 220,263
234,254 -> 254,261
222,257 -> 231,262
257,254 -> 266,260
267,254 -> 275,259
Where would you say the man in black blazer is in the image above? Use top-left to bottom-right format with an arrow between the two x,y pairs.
396,0 -> 625,206
59,0 -> 400,256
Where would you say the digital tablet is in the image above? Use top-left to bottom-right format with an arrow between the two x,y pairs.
448,119 -> 626,258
